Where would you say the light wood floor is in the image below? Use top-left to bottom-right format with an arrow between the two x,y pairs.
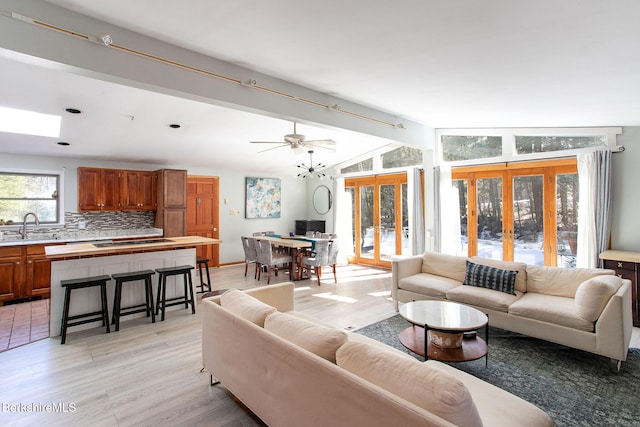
1,263 -> 638,426
0,263 -> 397,426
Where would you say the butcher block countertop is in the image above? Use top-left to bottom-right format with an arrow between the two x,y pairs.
45,236 -> 221,259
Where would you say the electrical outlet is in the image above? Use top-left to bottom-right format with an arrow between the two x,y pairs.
78,221 -> 86,230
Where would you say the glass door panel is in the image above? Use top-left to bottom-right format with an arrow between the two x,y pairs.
359,185 -> 374,260
512,175 -> 544,265
379,184 -> 396,261
476,177 -> 503,260
556,173 -> 579,267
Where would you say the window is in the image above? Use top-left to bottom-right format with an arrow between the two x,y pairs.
0,172 -> 61,224
437,127 -> 621,165
515,136 -> 606,154
441,135 -> 502,162
381,146 -> 423,168
341,158 -> 373,174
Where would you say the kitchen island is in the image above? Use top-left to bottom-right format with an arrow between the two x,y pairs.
45,236 -> 221,338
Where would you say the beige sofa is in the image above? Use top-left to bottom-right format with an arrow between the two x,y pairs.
202,282 -> 552,427
392,251 -> 633,365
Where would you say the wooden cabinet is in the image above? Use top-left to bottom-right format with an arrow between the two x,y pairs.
600,250 -> 640,327
78,167 -> 122,211
0,244 -> 61,304
78,167 -> 157,212
0,247 -> 22,302
155,169 -> 187,237
121,170 -> 157,211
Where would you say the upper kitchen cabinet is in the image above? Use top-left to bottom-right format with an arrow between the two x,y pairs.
78,167 -> 122,211
155,169 -> 187,237
121,170 -> 157,211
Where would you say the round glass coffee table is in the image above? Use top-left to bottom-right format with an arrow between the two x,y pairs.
398,300 -> 489,364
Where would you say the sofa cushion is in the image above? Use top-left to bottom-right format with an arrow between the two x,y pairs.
264,312 -> 347,363
446,285 -> 522,312
526,265 -> 615,298
336,341 -> 482,427
220,288 -> 276,327
508,293 -> 594,331
463,261 -> 518,295
422,251 -> 468,282
399,273 -> 461,299
574,275 -> 622,322
470,256 -> 528,293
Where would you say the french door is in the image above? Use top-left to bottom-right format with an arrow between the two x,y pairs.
452,159 -> 578,266
345,173 -> 408,267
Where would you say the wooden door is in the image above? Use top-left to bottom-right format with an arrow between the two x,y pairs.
187,176 -> 219,266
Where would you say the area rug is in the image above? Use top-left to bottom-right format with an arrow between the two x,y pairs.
356,315 -> 640,427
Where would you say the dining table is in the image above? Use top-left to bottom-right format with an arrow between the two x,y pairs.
249,235 -> 312,280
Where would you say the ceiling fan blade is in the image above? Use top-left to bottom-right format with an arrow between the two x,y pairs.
304,139 -> 336,145
305,143 -> 336,152
250,141 -> 287,144
257,144 -> 289,153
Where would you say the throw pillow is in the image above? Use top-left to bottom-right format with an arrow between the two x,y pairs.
574,275 -> 623,322
463,261 -> 518,295
220,288 -> 276,327
336,341 -> 482,427
264,312 -> 347,363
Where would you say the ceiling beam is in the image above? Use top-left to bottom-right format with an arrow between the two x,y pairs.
0,0 -> 430,146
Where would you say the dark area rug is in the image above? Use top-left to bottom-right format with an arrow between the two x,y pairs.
356,315 -> 640,427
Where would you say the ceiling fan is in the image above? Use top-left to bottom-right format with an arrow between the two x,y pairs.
250,122 -> 336,153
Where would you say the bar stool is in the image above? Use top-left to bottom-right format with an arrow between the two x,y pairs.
111,270 -> 156,331
196,257 -> 212,293
60,275 -> 111,344
155,265 -> 196,321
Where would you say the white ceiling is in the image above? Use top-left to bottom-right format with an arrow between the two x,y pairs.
2,0 -> 640,172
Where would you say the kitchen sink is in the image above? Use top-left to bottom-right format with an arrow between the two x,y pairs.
93,238 -> 172,248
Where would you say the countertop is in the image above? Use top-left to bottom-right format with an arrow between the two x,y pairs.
45,236 -> 221,259
600,250 -> 640,263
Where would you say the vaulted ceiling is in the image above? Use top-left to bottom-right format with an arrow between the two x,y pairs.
1,0 -> 639,173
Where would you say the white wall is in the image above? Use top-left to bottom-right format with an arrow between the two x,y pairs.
610,126 -> 640,251
0,153 -> 308,264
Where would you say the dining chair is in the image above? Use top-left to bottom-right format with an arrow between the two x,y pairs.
255,239 -> 292,284
298,239 -> 338,285
241,237 -> 259,279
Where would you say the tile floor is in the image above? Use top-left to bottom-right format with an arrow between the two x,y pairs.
0,299 -> 50,352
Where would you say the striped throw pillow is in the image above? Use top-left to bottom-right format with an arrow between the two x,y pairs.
463,261 -> 518,295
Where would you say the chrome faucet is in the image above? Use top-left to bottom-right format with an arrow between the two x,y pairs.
19,212 -> 40,239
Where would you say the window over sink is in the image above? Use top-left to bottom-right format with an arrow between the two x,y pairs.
0,170 -> 62,224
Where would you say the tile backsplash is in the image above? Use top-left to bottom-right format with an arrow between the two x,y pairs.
0,211 -> 157,241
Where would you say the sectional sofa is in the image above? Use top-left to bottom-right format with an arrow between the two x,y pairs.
202,282 -> 552,427
392,251 -> 633,366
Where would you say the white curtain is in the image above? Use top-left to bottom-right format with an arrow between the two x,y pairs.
435,165 -> 463,255
332,177 -> 352,265
409,167 -> 425,255
576,150 -> 612,268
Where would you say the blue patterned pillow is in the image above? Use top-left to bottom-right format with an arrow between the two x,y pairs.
463,261 -> 518,295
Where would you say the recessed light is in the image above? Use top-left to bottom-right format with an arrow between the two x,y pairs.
169,124 -> 181,129
57,141 -> 70,146
65,108 -> 82,114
